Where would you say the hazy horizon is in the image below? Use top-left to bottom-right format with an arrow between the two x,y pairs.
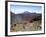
10,4 -> 42,14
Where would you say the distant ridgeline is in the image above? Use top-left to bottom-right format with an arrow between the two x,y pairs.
10,11 -> 42,25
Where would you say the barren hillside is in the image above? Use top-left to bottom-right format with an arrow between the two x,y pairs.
10,11 -> 42,32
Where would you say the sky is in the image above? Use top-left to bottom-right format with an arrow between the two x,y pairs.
10,4 -> 42,14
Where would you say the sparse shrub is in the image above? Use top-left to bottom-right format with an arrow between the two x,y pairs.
14,24 -> 16,26
29,20 -> 33,23
23,26 -> 25,29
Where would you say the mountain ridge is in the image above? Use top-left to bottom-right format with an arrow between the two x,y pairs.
10,11 -> 42,25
